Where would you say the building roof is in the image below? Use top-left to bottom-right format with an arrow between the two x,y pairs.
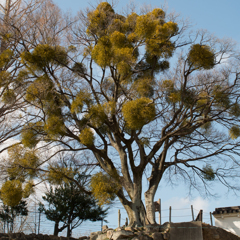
213,206 -> 240,215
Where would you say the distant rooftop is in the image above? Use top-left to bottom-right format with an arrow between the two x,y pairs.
213,206 -> 240,215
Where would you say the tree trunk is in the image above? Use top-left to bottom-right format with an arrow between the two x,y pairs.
123,201 -> 146,227
118,176 -> 147,227
144,190 -> 156,224
144,145 -> 167,225
118,182 -> 158,226
54,221 -> 59,236
67,224 -> 71,237
144,168 -> 165,224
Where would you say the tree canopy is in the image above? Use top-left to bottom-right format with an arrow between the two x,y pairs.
2,0 -> 240,227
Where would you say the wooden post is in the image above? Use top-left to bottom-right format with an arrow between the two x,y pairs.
191,205 -> 194,221
210,212 -> 213,226
158,199 -> 161,225
118,209 -> 121,227
38,211 -> 41,234
35,203 -> 37,234
125,217 -> 128,226
200,210 -> 203,222
154,199 -> 161,225
169,206 -> 172,223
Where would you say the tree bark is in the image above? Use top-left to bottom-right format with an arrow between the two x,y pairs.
53,221 -> 59,236
144,142 -> 168,224
118,175 -> 147,227
144,168 -> 166,224
144,190 -> 156,224
67,224 -> 71,237
120,200 -> 146,227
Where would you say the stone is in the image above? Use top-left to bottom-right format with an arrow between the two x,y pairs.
106,230 -> 114,239
213,234 -> 219,239
152,232 -> 164,240
142,235 -> 150,240
114,228 -> 122,232
159,223 -> 170,233
134,234 -> 152,240
90,235 -> 99,240
124,227 -> 134,232
102,229 -> 111,234
78,236 -> 89,240
134,232 -> 142,236
135,227 -> 144,232
90,232 -> 102,237
96,233 -> 107,240
144,225 -> 160,233
89,232 -> 102,240
102,225 -> 108,232
111,230 -> 135,240
163,233 -> 169,240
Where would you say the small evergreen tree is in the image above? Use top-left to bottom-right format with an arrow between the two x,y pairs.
39,175 -> 107,237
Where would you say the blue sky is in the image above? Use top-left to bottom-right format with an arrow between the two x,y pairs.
54,0 -> 240,41
48,0 -> 240,235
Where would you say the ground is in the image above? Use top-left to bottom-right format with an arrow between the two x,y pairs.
0,222 -> 240,240
202,223 -> 240,240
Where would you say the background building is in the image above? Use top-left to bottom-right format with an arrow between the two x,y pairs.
213,206 -> 240,236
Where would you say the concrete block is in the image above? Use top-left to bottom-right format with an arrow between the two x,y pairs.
152,232 -> 164,240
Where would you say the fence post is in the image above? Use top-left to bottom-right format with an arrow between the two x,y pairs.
158,199 -> 161,225
191,205 -> 194,221
118,209 -> 121,228
125,218 -> 128,226
35,203 -> 37,234
20,216 -> 22,231
169,206 -> 172,223
38,211 -> 41,234
210,212 -> 213,226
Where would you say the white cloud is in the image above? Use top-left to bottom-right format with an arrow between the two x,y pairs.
192,196 -> 209,212
165,197 -> 190,209
164,196 -> 209,211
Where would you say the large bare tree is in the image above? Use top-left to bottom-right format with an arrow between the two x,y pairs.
4,1 -> 240,227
